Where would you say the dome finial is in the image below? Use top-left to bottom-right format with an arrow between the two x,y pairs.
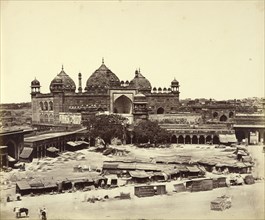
102,57 -> 104,64
62,64 -> 64,71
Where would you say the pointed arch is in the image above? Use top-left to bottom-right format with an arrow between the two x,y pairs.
49,114 -> 54,123
213,135 -> 219,144
44,101 -> 48,111
171,135 -> 177,143
199,136 -> 205,144
192,136 -> 198,144
113,95 -> 132,114
49,101 -> 53,111
220,115 -> 228,122
157,107 -> 164,114
178,135 -> 184,144
44,114 -> 49,123
185,135 -> 191,144
229,111 -> 234,118
40,102 -> 44,111
213,112 -> 218,118
206,135 -> 212,144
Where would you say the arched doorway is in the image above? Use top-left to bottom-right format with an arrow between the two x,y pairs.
185,135 -> 191,144
49,114 -> 54,123
199,136 -> 205,144
49,101 -> 53,110
171,135 -> 177,143
40,114 -> 44,123
6,140 -> 16,159
229,111 -> 234,118
220,115 -> 228,122
44,114 -> 49,123
157,107 -> 164,114
192,136 -> 198,144
178,135 -> 184,144
213,135 -> 219,144
113,95 -> 132,113
235,130 -> 246,142
213,112 -> 218,118
97,108 -> 104,112
40,102 -> 44,110
206,136 -> 212,144
44,102 -> 48,111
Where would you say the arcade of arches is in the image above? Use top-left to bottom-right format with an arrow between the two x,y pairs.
0,130 -> 25,161
171,134 -> 220,144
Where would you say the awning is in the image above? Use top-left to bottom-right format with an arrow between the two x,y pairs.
177,165 -> 189,172
104,174 -> 118,180
19,147 -> 33,159
16,181 -> 31,190
219,134 -> 237,143
103,163 -> 119,169
67,141 -> 87,147
129,170 -> 150,178
186,166 -> 200,172
227,134 -> 237,143
219,135 -> 228,143
46,147 -> 59,153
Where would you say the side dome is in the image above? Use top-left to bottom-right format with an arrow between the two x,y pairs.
129,70 -> 152,92
31,78 -> 40,86
85,61 -> 120,92
171,78 -> 179,85
50,66 -> 76,93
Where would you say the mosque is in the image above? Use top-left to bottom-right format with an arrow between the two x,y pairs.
30,59 -> 180,126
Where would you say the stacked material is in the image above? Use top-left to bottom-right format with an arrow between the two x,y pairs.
244,175 -> 255,185
186,178 -> 213,192
173,182 -> 186,193
211,195 -> 232,211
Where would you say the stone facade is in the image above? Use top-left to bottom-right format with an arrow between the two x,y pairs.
31,61 -> 180,126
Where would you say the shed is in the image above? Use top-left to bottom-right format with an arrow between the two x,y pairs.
104,174 -> 118,187
186,178 -> 213,192
173,182 -> 186,193
16,181 -> 31,195
186,166 -> 201,177
102,163 -> 120,174
129,170 -> 151,183
134,184 -> 166,197
197,160 -> 217,172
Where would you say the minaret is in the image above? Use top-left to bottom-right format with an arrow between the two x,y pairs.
78,72 -> 82,93
31,77 -> 41,97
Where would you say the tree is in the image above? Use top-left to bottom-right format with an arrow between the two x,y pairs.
133,120 -> 171,145
82,114 -> 128,146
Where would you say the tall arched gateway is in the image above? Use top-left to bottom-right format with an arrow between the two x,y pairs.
113,95 -> 132,114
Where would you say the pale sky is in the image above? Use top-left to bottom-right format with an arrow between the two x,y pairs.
1,0 -> 264,103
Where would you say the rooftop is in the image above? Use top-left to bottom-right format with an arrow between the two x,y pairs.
24,128 -> 86,142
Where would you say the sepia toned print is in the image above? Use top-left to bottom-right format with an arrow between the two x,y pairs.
0,1 -> 264,220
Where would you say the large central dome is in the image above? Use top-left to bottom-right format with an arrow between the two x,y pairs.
85,61 -> 120,92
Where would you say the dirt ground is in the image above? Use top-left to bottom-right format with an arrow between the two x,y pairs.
0,144 -> 264,220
